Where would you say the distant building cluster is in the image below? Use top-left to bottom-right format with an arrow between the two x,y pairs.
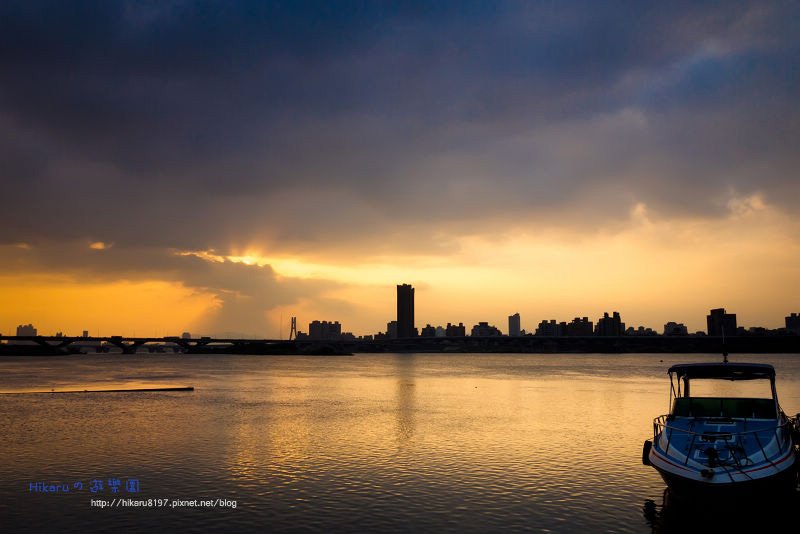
471,322 -> 502,337
298,320 -> 356,341
663,322 -> 688,336
534,317 -> 593,336
356,293 -> 800,340
5,323 -> 40,346
16,323 -> 37,336
7,288 -> 800,342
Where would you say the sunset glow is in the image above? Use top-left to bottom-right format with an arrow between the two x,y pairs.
1,3 -> 798,338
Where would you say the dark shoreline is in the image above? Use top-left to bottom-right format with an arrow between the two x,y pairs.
358,335 -> 799,354
2,335 -> 799,356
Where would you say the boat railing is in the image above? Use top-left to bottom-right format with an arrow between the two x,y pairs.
652,414 -> 793,466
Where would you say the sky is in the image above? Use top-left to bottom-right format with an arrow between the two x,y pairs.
1,1 -> 798,337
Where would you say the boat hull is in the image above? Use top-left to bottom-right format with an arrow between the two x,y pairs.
650,449 -> 798,501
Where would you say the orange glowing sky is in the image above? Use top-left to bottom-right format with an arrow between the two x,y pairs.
2,195 -> 798,337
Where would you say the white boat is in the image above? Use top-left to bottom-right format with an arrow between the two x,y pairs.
643,362 -> 799,498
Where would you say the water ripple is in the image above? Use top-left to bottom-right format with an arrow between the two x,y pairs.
2,353 -> 799,532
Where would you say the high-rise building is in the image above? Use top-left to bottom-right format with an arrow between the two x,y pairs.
471,322 -> 502,337
445,322 -> 466,337
386,321 -> 398,339
565,317 -> 593,336
397,284 -> 416,338
508,313 -> 521,337
707,308 -> 737,337
308,320 -> 342,339
785,313 -> 800,335
420,324 -> 436,337
596,312 -> 625,336
535,319 -> 563,336
663,322 -> 688,336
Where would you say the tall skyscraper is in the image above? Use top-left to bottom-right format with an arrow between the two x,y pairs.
397,284 -> 415,338
508,313 -> 521,337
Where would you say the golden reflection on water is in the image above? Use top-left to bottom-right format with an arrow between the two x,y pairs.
225,378 -> 318,489
394,355 -> 416,446
2,353 -> 799,531
220,355 -> 677,500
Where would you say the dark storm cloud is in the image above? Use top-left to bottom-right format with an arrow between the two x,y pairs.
1,1 -> 798,254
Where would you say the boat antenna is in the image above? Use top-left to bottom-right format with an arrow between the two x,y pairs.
722,324 -> 728,363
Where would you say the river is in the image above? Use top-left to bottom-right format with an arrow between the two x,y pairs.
2,353 -> 799,532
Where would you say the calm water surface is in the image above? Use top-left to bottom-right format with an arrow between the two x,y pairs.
2,353 -> 799,532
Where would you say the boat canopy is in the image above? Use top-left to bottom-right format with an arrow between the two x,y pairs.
668,362 -> 775,380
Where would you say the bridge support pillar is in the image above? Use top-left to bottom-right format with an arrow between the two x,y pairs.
107,339 -> 147,354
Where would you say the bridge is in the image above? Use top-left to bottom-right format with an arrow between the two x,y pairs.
0,335 -> 298,355
2,334 -> 798,355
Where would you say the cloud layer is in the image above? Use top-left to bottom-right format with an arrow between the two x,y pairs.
1,2 -> 798,333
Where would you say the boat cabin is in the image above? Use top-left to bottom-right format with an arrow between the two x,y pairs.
667,363 -> 780,420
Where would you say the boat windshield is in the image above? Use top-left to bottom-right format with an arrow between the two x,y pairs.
666,363 -> 780,418
689,378 -> 773,399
